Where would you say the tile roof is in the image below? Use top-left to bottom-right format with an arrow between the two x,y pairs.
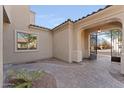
52,19 -> 74,30
74,5 -> 112,22
52,5 -> 112,30
29,5 -> 112,31
29,24 -> 51,30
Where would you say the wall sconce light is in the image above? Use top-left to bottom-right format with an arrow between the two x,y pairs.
98,29 -> 101,33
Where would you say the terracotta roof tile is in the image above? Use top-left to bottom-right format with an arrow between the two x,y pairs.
29,5 -> 112,31
74,5 -> 112,23
29,24 -> 51,30
52,19 -> 74,30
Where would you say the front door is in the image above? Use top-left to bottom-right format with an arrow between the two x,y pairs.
90,32 -> 97,60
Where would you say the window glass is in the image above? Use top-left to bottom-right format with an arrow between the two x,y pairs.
16,31 -> 38,51
111,29 -> 122,57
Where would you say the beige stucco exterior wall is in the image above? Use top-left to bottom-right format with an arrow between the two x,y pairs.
52,21 -> 73,63
2,5 -> 124,75
4,6 -> 11,23
83,30 -> 89,58
30,27 -> 53,60
30,11 -> 35,24
0,5 -> 3,87
3,6 -> 52,64
72,25 -> 83,62
74,6 -> 124,52
119,17 -> 124,74
72,6 -> 124,74
68,21 -> 73,62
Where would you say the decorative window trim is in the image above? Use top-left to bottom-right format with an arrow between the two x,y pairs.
15,30 -> 39,52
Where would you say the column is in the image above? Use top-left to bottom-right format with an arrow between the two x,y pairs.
0,5 -> 3,87
121,20 -> 124,74
72,28 -> 82,62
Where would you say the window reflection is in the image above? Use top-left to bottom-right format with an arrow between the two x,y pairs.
111,29 -> 122,57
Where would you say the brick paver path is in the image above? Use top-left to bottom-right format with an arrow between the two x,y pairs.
4,55 -> 124,88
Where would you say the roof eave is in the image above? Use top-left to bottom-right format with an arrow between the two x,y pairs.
29,24 -> 51,31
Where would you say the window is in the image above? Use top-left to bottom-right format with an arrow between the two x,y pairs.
15,30 -> 39,52
111,29 -> 122,57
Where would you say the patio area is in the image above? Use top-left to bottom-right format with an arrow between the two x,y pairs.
3,55 -> 124,88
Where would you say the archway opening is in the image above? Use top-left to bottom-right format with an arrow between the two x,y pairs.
82,21 -> 122,62
96,28 -> 122,62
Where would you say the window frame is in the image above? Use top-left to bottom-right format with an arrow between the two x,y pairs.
15,30 -> 39,52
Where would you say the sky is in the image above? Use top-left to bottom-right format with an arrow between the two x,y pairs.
30,5 -> 106,29
97,33 -> 111,44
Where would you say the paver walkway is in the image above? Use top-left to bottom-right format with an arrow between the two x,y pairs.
3,55 -> 124,88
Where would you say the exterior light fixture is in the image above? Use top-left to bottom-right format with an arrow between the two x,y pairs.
98,29 -> 101,33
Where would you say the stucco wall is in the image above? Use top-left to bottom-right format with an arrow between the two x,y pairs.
73,6 -> 124,62
72,26 -> 83,62
3,6 -> 52,64
52,22 -> 72,62
30,11 -> 35,24
2,5 -> 124,75
0,5 -> 3,87
4,5 -> 11,23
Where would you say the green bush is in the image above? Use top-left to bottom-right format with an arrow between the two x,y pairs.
7,69 -> 45,88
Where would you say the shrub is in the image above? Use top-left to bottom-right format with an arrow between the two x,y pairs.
6,69 -> 45,88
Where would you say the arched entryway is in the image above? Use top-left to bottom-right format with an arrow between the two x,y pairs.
81,21 -> 122,62
73,6 -> 124,75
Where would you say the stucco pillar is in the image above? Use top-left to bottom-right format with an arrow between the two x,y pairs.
121,20 -> 124,74
68,21 -> 73,63
72,28 -> 82,62
0,5 -> 3,87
